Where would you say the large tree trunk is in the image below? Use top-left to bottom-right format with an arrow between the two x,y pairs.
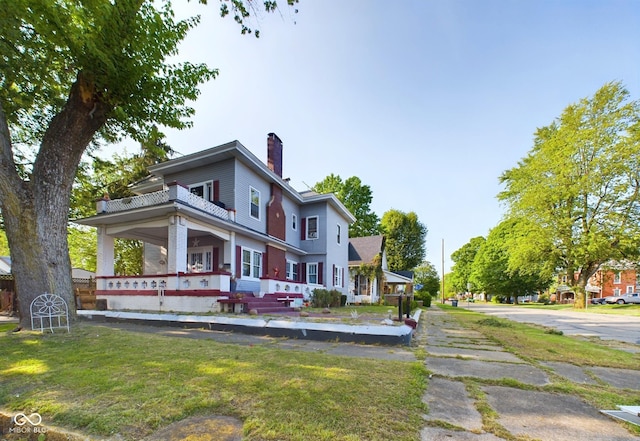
0,72 -> 109,329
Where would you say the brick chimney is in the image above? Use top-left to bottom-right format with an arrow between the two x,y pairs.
267,133 -> 283,178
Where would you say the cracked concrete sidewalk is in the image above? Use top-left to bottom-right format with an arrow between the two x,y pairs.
420,308 -> 640,441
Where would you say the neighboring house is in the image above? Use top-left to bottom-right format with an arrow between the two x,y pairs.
590,262 -> 639,298
554,262 -> 639,303
347,235 -> 413,304
76,133 -> 355,313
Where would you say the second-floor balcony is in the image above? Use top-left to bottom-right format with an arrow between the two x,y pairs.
96,183 -> 230,221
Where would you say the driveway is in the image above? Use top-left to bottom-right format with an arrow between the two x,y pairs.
459,303 -> 640,346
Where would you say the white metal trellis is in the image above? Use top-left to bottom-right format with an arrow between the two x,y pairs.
30,293 -> 70,333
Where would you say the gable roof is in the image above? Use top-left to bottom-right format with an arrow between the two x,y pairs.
348,235 -> 384,266
145,140 -> 356,223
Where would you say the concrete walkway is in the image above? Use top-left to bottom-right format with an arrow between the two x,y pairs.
419,308 -> 640,441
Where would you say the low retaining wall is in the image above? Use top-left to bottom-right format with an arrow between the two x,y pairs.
78,310 -> 417,346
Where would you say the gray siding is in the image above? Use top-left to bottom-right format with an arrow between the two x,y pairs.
233,162 -> 270,234
163,158 -> 235,209
283,194 -> 301,250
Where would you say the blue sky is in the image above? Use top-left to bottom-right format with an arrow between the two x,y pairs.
112,0 -> 640,274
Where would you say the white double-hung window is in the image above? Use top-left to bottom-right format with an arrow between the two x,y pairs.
242,248 -> 262,279
307,263 -> 318,284
286,260 -> 298,281
306,216 -> 318,239
334,265 -> 343,287
250,187 -> 260,220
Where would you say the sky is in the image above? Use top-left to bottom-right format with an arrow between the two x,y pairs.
109,0 -> 640,274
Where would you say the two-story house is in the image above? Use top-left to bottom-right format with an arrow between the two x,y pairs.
76,133 -> 355,313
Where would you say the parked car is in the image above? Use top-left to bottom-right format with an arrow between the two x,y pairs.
590,297 -> 607,305
604,293 -> 640,304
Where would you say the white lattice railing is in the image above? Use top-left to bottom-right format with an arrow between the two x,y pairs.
104,191 -> 170,213
175,186 -> 229,219
102,187 -> 230,220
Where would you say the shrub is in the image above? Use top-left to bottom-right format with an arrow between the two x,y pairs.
537,293 -> 550,305
310,289 -> 342,308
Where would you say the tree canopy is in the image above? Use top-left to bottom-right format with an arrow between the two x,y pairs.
413,261 -> 440,297
499,82 -> 640,307
449,236 -> 485,293
470,219 -> 551,303
0,0 -> 296,327
380,209 -> 427,272
313,174 -> 381,237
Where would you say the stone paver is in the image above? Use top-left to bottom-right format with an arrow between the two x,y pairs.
425,345 -> 524,363
589,366 -> 640,391
422,377 -> 483,431
425,356 -> 551,386
484,385 -> 639,441
541,361 -> 597,384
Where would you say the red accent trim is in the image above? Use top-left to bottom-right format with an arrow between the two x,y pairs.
342,267 -> 345,288
96,271 -> 228,279
301,217 -> 306,240
95,289 -> 225,297
318,262 -> 324,285
235,245 -> 242,279
213,247 -> 219,272
301,263 -> 307,283
213,180 -> 220,201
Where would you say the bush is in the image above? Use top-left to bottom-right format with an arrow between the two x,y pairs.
310,289 -> 342,308
422,293 -> 432,307
537,294 -> 550,305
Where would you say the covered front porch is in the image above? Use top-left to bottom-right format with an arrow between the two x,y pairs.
78,183 -> 309,313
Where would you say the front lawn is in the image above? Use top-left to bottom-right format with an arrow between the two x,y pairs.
0,322 -> 427,440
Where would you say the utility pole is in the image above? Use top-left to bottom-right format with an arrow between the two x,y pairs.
441,239 -> 445,304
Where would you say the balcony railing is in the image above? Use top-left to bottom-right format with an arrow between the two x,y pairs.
99,186 -> 230,220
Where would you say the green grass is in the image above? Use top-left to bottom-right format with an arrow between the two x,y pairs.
0,323 -> 427,440
511,302 -> 640,316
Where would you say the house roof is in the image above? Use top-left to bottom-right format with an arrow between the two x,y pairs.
348,235 -> 384,266
145,140 -> 356,223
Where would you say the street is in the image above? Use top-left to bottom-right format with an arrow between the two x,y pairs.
458,302 -> 640,346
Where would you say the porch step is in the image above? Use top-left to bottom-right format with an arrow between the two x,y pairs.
250,306 -> 295,314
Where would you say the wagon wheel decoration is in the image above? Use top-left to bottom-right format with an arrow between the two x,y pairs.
32,293 -> 67,316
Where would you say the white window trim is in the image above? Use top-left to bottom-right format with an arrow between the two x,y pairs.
187,246 -> 213,273
241,247 -> 262,280
307,262 -> 319,285
189,180 -> 214,202
306,216 -> 319,240
249,186 -> 260,220
286,260 -> 298,281
333,265 -> 343,287
626,285 -> 634,294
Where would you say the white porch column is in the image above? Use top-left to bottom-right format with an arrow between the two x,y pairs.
168,215 -> 188,273
96,226 -> 115,276
225,231 -> 236,275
